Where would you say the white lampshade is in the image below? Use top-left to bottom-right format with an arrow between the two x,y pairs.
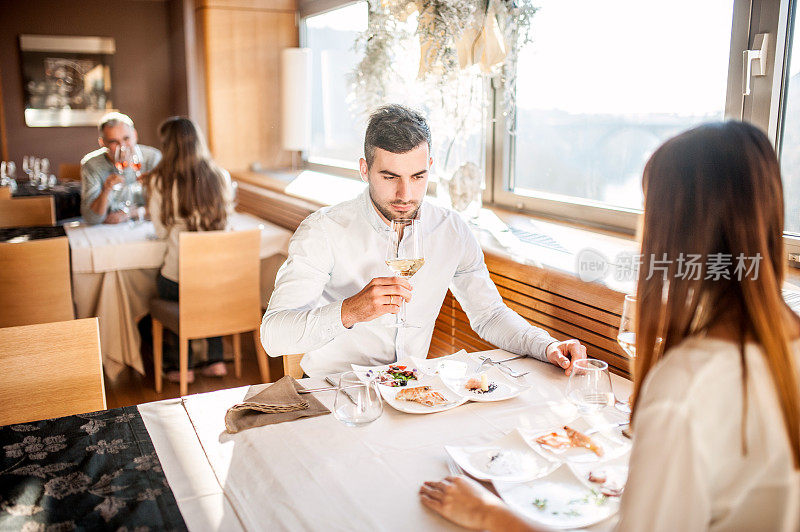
281,48 -> 312,152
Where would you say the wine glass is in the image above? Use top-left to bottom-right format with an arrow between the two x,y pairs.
333,371 -> 383,427
113,145 -> 131,192
565,359 -> 614,415
385,218 -> 424,328
617,295 -> 636,358
131,145 -> 143,177
22,156 -> 32,182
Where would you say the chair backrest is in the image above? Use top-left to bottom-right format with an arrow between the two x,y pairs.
179,229 -> 261,339
0,236 -> 74,327
0,196 -> 55,228
0,318 -> 106,425
0,186 -> 11,200
58,163 -> 82,181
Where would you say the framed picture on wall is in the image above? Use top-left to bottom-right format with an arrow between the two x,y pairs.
19,34 -> 117,127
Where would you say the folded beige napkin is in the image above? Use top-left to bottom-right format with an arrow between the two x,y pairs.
224,376 -> 330,433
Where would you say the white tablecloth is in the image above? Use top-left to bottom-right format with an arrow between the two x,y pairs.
66,212 -> 292,380
139,350 -> 632,531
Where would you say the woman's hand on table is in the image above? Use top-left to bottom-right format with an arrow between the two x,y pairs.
420,476 -> 537,531
546,339 -> 587,376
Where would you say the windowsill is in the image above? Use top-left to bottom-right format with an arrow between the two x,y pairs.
233,168 -> 638,293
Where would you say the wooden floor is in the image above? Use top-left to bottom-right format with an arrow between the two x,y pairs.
105,329 -> 272,409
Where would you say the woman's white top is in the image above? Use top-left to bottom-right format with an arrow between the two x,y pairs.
147,168 -> 233,282
618,336 -> 800,531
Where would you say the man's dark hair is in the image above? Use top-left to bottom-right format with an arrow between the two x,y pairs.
364,104 -> 431,168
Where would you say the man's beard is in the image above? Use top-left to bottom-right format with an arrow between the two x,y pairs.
368,187 -> 420,221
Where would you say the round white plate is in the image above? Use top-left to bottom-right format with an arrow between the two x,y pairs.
445,429 -> 558,482
494,465 -> 620,529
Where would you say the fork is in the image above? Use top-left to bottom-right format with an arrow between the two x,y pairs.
446,454 -> 465,476
476,355 -> 529,378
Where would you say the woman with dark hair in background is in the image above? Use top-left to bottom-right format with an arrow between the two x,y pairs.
420,121 -> 800,531
148,116 -> 234,383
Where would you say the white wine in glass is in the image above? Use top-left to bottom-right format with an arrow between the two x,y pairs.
385,219 -> 423,328
385,258 -> 425,278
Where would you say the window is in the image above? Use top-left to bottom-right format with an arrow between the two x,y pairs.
779,3 -> 800,235
302,3 -> 487,184
304,3 -> 369,169
498,0 -> 735,229
304,0 -> 800,247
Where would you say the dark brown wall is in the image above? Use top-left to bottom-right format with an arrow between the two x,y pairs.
0,0 -> 189,173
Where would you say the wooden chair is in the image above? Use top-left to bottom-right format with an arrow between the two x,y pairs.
0,236 -> 74,328
0,186 -> 11,199
58,163 -> 82,182
0,318 -> 106,425
150,229 -> 270,395
0,196 -> 55,228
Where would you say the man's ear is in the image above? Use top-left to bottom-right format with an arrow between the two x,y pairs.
98,137 -> 105,148
359,158 -> 369,183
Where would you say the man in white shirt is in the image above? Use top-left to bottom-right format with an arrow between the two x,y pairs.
261,104 -> 587,377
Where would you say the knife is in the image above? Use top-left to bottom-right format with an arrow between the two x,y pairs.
325,375 -> 358,406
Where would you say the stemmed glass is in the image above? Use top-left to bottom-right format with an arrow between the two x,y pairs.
113,145 -> 131,192
385,218 -> 424,328
612,295 -> 637,412
565,359 -> 614,415
333,371 -> 383,427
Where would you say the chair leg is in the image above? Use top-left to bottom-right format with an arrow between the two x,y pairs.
153,319 -> 163,393
233,333 -> 242,378
252,329 -> 270,383
179,336 -> 189,397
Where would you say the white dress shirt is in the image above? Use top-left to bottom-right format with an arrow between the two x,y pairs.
618,336 -> 800,532
260,190 -> 557,376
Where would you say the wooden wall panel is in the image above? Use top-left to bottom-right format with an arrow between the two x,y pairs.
431,253 -> 630,377
200,4 -> 298,172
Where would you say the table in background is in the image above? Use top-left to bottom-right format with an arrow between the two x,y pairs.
0,225 -> 66,242
140,349 -> 632,531
13,181 -> 82,221
65,212 -> 292,380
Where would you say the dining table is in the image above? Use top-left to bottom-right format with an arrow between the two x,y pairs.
0,349 -> 632,531
63,212 -> 293,380
12,180 -> 82,221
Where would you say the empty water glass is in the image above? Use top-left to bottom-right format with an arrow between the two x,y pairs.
565,359 -> 614,414
333,371 -> 383,427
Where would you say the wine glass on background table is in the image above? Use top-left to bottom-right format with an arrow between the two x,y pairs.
385,219 -> 424,329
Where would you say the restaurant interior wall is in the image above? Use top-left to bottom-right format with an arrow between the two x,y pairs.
0,0 -> 191,172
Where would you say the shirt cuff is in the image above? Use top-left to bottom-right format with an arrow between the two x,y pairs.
320,299 -> 349,338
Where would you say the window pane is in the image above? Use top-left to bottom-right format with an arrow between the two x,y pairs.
780,4 -> 800,234
306,3 -> 369,168
512,0 -> 733,210
304,4 -> 486,183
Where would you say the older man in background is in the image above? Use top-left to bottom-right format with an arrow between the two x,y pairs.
80,112 -> 161,224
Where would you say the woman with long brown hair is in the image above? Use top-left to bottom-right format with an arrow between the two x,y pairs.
418,121 -> 800,531
148,116 -> 233,383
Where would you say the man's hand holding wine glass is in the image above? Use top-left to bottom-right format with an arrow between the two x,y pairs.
340,277 -> 412,329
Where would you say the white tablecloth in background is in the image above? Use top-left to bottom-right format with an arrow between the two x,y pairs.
66,212 -> 292,380
139,350 -> 632,531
